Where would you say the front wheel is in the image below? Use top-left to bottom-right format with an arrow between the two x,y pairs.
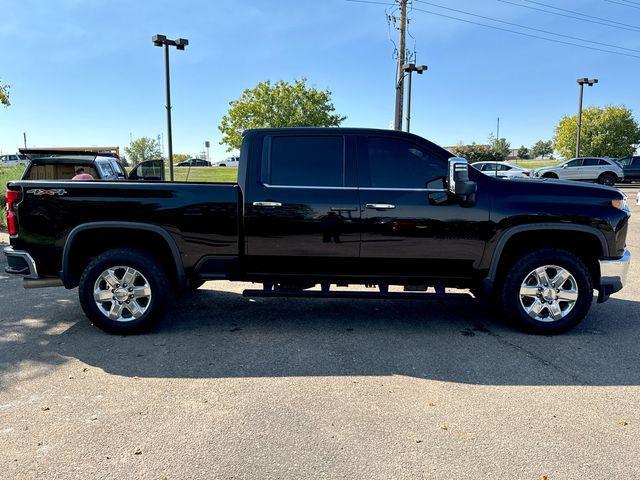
78,248 -> 170,334
499,248 -> 593,334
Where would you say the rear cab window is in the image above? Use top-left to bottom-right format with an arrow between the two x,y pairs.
263,135 -> 345,187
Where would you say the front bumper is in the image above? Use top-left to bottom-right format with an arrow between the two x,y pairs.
598,249 -> 631,302
3,246 -> 38,279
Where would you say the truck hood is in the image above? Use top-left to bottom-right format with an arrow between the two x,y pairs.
497,175 -> 624,199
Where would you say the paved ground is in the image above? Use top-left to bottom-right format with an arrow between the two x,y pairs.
1,187 -> 639,480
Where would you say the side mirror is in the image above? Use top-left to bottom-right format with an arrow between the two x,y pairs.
561,164 -> 567,169
129,159 -> 165,181
448,157 -> 477,202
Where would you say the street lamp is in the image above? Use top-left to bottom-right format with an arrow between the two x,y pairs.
152,34 -> 189,181
576,77 -> 598,158
402,63 -> 428,133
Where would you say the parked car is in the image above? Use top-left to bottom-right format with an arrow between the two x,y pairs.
4,128 -> 630,336
175,158 -> 210,167
19,149 -> 128,181
1,154 -> 28,166
617,156 -> 640,182
472,161 -> 530,178
533,157 -> 623,186
213,156 -> 240,167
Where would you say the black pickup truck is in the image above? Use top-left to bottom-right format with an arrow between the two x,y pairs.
4,128 -> 631,334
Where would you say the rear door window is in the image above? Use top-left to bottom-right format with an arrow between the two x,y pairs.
267,135 -> 344,187
565,159 -> 583,167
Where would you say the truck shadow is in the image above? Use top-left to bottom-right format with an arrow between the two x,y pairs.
1,283 -> 639,388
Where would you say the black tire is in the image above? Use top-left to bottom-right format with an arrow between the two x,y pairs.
499,248 -> 593,334
597,172 -> 617,186
78,248 -> 170,334
542,172 -> 558,179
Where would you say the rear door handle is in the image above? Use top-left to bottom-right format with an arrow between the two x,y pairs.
252,201 -> 282,207
365,203 -> 396,210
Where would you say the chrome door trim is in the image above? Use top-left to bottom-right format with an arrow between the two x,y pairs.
252,201 -> 282,207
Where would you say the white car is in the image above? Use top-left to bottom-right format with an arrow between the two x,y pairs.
1,154 -> 29,167
472,161 -> 531,178
533,157 -> 623,186
213,156 -> 239,167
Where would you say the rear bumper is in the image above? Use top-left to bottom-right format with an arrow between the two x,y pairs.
3,246 -> 63,288
3,246 -> 38,279
598,249 -> 631,302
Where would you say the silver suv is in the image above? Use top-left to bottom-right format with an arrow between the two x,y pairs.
534,157 -> 623,186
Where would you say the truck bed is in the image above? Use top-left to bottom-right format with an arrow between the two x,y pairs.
8,180 -> 240,277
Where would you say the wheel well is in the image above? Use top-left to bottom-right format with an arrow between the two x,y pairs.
542,172 -> 558,178
493,229 -> 602,287
64,228 -> 182,288
598,171 -> 617,178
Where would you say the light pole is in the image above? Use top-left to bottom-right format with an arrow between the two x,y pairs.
576,77 -> 598,158
402,63 -> 428,133
152,34 -> 189,181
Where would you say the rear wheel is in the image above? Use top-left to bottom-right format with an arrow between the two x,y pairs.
78,248 -> 170,334
597,172 -> 617,186
499,248 -> 593,334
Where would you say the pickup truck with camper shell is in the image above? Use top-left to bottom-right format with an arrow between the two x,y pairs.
3,128 -> 631,335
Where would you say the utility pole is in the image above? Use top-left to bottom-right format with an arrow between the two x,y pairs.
393,0 -> 408,131
496,117 -> 500,140
402,63 -> 427,133
23,132 -> 27,149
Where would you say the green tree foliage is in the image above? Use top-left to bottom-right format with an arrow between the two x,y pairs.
531,140 -> 554,159
218,78 -> 346,151
517,145 -> 530,159
451,143 -> 503,163
553,105 -> 640,158
125,137 -> 161,165
491,136 -> 511,161
172,153 -> 191,163
0,80 -> 10,107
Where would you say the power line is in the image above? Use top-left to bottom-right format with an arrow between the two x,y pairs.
617,0 -> 640,5
522,0 -> 640,29
605,0 -> 640,8
346,0 -> 640,59
497,0 -> 640,33
414,0 -> 640,53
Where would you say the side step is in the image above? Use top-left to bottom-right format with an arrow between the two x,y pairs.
242,288 -> 473,301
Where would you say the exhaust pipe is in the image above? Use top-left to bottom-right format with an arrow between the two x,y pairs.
23,278 -> 64,289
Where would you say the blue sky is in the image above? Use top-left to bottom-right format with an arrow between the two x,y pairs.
1,0 -> 639,160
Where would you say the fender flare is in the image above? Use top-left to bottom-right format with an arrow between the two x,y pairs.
484,223 -> 608,283
61,221 -> 186,288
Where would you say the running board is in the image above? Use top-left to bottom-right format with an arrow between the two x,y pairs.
242,289 -> 473,301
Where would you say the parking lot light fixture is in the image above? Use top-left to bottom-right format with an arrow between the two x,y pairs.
402,63 -> 428,133
576,77 -> 598,158
152,34 -> 189,181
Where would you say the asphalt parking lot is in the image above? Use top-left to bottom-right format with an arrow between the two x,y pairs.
1,186 -> 639,480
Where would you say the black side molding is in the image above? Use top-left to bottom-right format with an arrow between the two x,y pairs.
61,221 -> 186,288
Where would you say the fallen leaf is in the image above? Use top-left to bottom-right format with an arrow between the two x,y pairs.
617,419 -> 629,426
438,423 -> 448,431
82,367 -> 88,372
540,476 -> 549,480
90,416 -> 98,421
428,402 -> 436,407
133,448 -> 142,455
40,405 -> 50,411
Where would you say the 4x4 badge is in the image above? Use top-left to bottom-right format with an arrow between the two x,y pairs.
26,188 -> 67,196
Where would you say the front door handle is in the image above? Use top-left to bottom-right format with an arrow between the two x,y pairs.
365,203 -> 396,210
252,201 -> 282,207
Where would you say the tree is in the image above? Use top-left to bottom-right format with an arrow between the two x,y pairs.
219,78 -> 346,151
0,80 -> 10,107
451,143 -> 502,163
517,145 -> 530,159
491,136 -> 511,161
125,137 -> 161,165
531,140 -> 554,159
553,105 -> 640,159
172,153 -> 191,163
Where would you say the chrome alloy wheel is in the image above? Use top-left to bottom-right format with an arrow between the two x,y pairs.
519,265 -> 578,323
93,266 -> 152,322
